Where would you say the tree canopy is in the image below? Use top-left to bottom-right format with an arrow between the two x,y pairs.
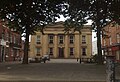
0,0 -> 120,64
0,0 -> 66,64
63,0 -> 120,64
0,0 -> 66,34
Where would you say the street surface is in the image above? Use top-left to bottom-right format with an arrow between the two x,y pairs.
0,59 -> 120,82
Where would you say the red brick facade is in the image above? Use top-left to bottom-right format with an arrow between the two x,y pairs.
0,20 -> 24,62
102,23 -> 120,62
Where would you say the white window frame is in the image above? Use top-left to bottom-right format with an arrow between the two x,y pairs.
59,35 -> 64,44
82,35 -> 86,44
49,35 -> 54,44
36,35 -> 41,44
69,35 -> 74,44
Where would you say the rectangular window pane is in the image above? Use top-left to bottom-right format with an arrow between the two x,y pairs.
49,35 -> 54,44
104,39 -> 106,46
36,35 -> 41,44
82,35 -> 86,44
59,35 -> 64,44
10,35 -> 12,43
117,34 -> 120,43
109,37 -> 112,45
70,48 -> 74,55
70,35 -> 74,44
14,36 -> 16,43
36,48 -> 40,56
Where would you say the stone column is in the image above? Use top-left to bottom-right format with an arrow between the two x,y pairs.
87,33 -> 92,58
54,34 -> 58,58
42,34 -> 48,55
75,34 -> 80,58
65,35 -> 68,58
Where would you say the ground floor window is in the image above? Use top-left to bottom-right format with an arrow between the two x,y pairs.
36,48 -> 40,56
70,48 -> 74,56
49,48 -> 53,55
116,51 -> 120,60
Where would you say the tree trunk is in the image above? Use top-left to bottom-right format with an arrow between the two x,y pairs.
96,26 -> 103,64
22,27 -> 29,64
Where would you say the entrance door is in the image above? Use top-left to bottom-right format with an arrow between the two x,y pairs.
59,48 -> 64,58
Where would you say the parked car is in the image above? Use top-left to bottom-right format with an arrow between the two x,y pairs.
29,58 -> 36,63
41,55 -> 50,61
29,57 -> 41,63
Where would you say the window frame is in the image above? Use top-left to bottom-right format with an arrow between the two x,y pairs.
36,47 -> 40,56
36,35 -> 41,44
116,34 -> 120,43
70,47 -> 74,56
69,35 -> 74,44
49,35 -> 54,44
109,36 -> 112,45
82,35 -> 86,44
59,35 -> 64,44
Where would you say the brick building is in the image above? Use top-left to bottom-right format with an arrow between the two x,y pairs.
102,23 -> 120,62
0,20 -> 24,62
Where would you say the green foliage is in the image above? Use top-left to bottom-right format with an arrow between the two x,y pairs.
0,0 -> 66,34
0,0 -> 120,64
63,0 -> 120,64
0,0 -> 66,64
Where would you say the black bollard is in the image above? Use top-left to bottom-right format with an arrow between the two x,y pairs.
79,58 -> 81,64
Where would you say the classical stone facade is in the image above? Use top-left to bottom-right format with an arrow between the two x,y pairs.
29,22 -> 92,59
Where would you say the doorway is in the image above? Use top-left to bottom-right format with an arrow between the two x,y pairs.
59,48 -> 64,58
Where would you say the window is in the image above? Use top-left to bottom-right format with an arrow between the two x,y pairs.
49,35 -> 54,44
11,49 -> 13,57
6,33 -> 9,41
49,48 -> 53,55
36,48 -> 40,56
69,35 -> 74,44
116,34 -> 120,43
70,48 -> 74,55
14,36 -> 16,43
10,35 -> 12,43
82,48 -> 86,56
1,29 -> 5,40
103,39 -> 106,46
59,35 -> 64,44
82,35 -> 86,44
109,37 -> 112,45
116,24 -> 119,29
36,35 -> 41,44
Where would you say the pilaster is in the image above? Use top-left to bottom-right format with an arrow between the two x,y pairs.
65,35 -> 68,58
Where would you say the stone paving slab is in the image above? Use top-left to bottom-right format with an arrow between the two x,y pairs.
0,59 -> 120,82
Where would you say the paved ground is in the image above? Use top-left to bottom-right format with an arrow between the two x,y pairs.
0,59 -> 120,82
